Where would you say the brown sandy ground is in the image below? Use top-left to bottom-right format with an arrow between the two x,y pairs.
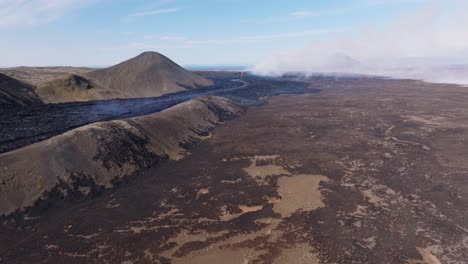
1,78 -> 468,263
35,74 -> 125,103
0,67 -> 93,86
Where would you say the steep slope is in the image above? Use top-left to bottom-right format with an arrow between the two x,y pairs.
0,96 -> 241,216
0,73 -> 43,108
86,51 -> 213,98
36,74 -> 125,103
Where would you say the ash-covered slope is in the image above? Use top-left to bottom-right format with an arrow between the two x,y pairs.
87,51 -> 213,98
0,96 -> 241,216
0,66 -> 93,86
0,73 -> 43,108
36,74 -> 125,103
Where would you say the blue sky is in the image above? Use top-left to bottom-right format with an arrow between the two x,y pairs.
0,0 -> 456,67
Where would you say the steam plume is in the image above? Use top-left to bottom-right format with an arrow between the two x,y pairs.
251,0 -> 468,84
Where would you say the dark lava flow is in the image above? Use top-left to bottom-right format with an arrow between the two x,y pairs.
0,74 -> 319,154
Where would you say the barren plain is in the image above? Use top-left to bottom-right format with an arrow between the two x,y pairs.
0,76 -> 467,263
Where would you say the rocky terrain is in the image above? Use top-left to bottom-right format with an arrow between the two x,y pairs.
0,67 -> 93,86
0,73 -> 43,108
36,74 -> 123,103
0,74 -> 467,263
85,52 -> 213,100
0,74 -> 312,154
0,52 -> 214,103
0,96 -> 241,216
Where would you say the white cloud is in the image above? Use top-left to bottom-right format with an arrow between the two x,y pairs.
129,7 -> 179,17
242,8 -> 346,24
0,0 -> 96,29
117,30 -> 338,51
251,0 -> 468,84
290,11 -> 321,17
112,29 -> 340,55
186,30 -> 339,45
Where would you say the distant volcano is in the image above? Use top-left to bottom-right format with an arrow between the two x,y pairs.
86,51 -> 213,98
27,52 -> 214,103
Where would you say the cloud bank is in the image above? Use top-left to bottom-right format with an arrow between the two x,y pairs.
251,0 -> 468,84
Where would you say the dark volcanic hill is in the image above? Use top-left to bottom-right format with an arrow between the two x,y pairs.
36,74 -> 124,103
0,96 -> 241,216
86,51 -> 213,98
0,73 -> 42,108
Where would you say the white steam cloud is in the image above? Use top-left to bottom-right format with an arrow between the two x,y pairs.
251,0 -> 468,84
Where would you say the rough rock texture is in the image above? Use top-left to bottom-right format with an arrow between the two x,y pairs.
86,51 -> 213,98
0,73 -> 43,108
0,96 -> 241,216
36,74 -> 124,103
0,66 -> 93,86
1,52 -> 213,103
